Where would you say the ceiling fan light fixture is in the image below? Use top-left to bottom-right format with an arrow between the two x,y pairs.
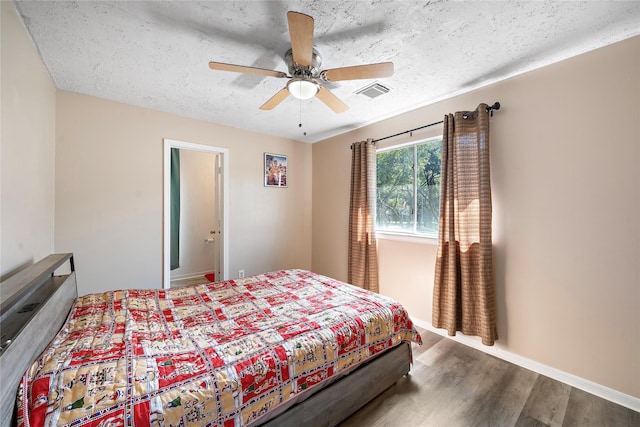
287,78 -> 319,100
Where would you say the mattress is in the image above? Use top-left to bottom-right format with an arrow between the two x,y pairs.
17,269 -> 422,427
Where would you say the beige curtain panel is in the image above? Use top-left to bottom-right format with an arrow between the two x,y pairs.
433,103 -> 498,346
348,139 -> 379,293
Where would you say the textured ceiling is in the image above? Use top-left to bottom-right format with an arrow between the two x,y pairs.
14,1 -> 640,143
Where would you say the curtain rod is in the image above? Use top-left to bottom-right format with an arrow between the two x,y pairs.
372,101 -> 501,143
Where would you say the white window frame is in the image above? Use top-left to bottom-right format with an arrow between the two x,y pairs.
375,136 -> 442,244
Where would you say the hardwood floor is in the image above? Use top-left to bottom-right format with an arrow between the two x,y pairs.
339,328 -> 639,427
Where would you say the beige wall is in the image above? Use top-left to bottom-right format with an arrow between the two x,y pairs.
55,92 -> 312,296
313,36 -> 640,398
1,1 -> 56,279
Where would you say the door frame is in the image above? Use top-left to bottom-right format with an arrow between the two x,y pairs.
163,138 -> 229,289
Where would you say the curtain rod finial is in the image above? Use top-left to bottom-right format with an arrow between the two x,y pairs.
488,102 -> 500,117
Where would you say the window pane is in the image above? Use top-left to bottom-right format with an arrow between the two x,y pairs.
376,146 -> 414,232
416,140 -> 442,234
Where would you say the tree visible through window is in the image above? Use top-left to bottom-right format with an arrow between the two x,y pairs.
376,137 -> 442,236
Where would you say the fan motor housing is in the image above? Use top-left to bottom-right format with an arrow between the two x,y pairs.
285,48 -> 322,78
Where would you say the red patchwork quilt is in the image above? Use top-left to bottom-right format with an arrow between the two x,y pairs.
17,269 -> 421,427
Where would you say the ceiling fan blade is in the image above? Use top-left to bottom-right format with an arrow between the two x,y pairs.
322,62 -> 394,81
287,11 -> 314,67
260,88 -> 290,110
209,61 -> 288,78
316,87 -> 349,114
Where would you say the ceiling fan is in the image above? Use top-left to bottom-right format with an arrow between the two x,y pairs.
208,11 -> 394,114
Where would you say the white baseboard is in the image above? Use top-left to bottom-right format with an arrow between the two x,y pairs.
412,317 -> 640,412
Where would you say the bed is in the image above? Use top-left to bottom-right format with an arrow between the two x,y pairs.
1,254 -> 421,427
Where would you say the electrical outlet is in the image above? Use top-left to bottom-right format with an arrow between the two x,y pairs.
238,270 -> 245,278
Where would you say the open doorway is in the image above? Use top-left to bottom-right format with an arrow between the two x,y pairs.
163,139 -> 229,289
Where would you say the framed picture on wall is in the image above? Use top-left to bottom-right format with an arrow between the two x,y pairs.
264,153 -> 288,188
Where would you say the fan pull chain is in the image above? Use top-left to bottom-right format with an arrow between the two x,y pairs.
298,96 -> 306,136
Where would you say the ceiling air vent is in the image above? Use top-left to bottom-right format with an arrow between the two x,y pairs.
355,81 -> 390,99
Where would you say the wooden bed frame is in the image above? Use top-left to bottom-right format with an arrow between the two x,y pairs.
0,254 -> 77,427
0,254 -> 411,427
